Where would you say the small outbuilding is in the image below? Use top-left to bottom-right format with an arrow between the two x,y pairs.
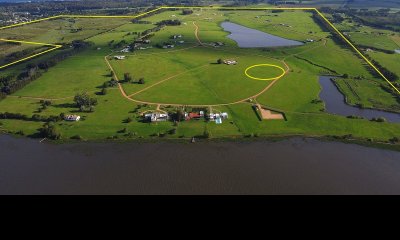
163,44 -> 175,49
223,60 -> 237,65
144,112 -> 169,122
64,115 -> 81,121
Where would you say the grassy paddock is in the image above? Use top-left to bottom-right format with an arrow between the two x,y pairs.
0,8 -> 399,146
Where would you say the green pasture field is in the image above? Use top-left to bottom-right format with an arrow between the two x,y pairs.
347,32 -> 399,51
0,18 -> 132,44
0,42 -> 51,66
336,19 -> 400,51
334,77 -> 400,111
368,51 -> 400,79
0,7 -> 400,145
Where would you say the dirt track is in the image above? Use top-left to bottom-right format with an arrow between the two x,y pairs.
104,21 -> 290,107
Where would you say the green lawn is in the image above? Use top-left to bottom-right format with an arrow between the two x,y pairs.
1,8 -> 400,144
368,51 -> 400,79
347,31 -> 399,51
13,50 -> 110,98
0,18 -> 132,44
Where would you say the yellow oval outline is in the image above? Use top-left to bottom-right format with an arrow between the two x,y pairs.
245,64 -> 286,81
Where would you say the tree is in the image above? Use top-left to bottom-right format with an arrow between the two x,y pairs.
138,78 -> 145,84
156,19 -> 181,26
124,73 -> 132,82
390,137 -> 399,143
101,88 -> 107,95
182,9 -> 193,15
217,58 -> 223,64
174,109 -> 185,122
39,122 -> 61,140
74,92 -> 97,112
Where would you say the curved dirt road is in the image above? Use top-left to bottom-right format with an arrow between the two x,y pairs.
104,21 -> 290,107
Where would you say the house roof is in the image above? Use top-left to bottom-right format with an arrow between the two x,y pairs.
189,112 -> 201,118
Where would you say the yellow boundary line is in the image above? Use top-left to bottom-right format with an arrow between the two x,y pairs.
0,6 -> 398,94
245,64 -> 286,81
0,38 -> 62,70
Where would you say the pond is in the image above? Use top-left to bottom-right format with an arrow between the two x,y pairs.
319,76 -> 400,123
1,134 -> 400,194
221,21 -> 304,48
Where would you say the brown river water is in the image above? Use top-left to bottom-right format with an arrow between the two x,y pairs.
1,134 -> 400,194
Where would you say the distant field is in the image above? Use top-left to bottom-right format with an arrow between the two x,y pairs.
0,18 -> 132,44
0,41 -> 52,66
368,51 -> 400,78
300,0 -> 400,8
328,13 -> 400,110
1,7 -> 400,144
347,31 -> 399,51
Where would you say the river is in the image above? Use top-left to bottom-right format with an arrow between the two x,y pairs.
319,76 -> 400,122
1,134 -> 400,194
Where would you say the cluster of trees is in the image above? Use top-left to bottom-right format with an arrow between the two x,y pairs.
141,25 -> 163,37
331,13 -> 345,24
110,39 -> 127,49
123,73 -> 145,84
371,117 -> 387,123
312,12 -> 349,48
103,78 -> 119,88
124,73 -> 132,82
0,112 -> 64,123
39,122 -> 61,140
127,24 -> 164,49
172,109 -> 185,122
352,10 -> 400,32
38,100 -> 52,113
131,20 -> 152,24
73,92 -> 98,112
156,19 -> 181,26
182,9 -> 193,15
4,48 -> 35,64
363,54 -> 399,82
0,67 -> 42,95
370,59 -> 399,82
320,7 -> 400,32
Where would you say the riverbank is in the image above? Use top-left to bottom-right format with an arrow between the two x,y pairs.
2,130 -> 400,152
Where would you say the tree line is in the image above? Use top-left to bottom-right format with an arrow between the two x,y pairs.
156,19 -> 182,26
0,111 -> 65,123
366,55 -> 399,82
